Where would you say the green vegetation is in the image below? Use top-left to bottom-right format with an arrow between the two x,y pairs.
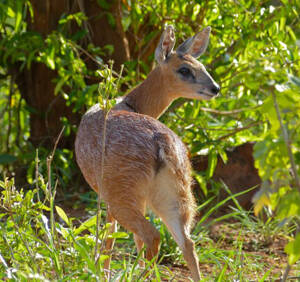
0,0 -> 300,280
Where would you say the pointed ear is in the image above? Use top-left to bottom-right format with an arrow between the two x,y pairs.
155,25 -> 176,64
176,26 -> 211,58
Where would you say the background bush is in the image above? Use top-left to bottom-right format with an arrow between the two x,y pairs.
0,0 -> 300,279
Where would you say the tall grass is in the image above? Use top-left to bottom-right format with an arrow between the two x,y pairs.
0,165 -> 298,281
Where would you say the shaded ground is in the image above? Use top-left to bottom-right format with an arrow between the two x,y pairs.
162,223 -> 299,281
65,205 -> 299,281
162,224 -> 298,281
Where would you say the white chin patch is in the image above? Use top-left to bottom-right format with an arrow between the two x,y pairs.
198,92 -> 213,100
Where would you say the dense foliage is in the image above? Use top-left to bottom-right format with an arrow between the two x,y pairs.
0,0 -> 300,280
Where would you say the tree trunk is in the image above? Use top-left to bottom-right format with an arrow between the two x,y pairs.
83,0 -> 130,70
14,1 -> 70,147
15,0 -> 130,148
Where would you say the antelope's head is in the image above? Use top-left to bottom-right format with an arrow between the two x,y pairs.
155,25 -> 220,100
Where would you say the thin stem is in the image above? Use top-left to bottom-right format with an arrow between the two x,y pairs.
15,95 -> 22,149
10,215 -> 39,272
94,109 -> 108,264
50,127 -> 65,159
6,74 -> 15,153
47,127 -> 65,244
217,121 -> 261,141
94,72 -> 111,264
46,156 -> 53,232
35,149 -> 40,202
281,264 -> 291,282
174,111 -> 259,132
166,99 -> 258,117
199,106 -> 259,116
94,64 -> 124,268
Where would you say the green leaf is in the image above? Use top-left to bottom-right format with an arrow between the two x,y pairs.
277,191 -> 300,219
46,55 -> 55,70
154,263 -> 161,281
109,232 -> 129,239
219,149 -> 228,164
56,225 -> 69,240
55,206 -> 70,226
279,17 -> 286,31
15,0 -> 23,32
6,6 -> 15,18
206,150 -> 217,179
55,75 -> 70,95
98,254 -> 109,263
46,47 -> 56,70
289,75 -> 300,87
97,0 -> 110,9
73,215 -> 97,235
216,264 -> 227,281
194,173 -> 207,196
285,233 -> 300,265
73,239 -> 96,272
260,96 -> 280,133
106,13 -> 116,28
254,191 -> 271,216
286,26 -> 297,41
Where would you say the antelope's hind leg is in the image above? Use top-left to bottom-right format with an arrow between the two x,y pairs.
150,169 -> 201,281
134,234 -> 145,267
108,197 -> 160,264
154,203 -> 200,281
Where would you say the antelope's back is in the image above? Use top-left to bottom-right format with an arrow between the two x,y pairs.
75,104 -> 191,196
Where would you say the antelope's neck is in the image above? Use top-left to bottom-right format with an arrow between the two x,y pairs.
123,67 -> 175,118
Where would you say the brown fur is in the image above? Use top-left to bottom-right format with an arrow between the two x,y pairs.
75,26 -> 219,281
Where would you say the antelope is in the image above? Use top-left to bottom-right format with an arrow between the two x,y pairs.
75,25 -> 220,281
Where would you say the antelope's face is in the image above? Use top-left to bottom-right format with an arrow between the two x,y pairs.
162,53 -> 220,100
155,25 -> 220,100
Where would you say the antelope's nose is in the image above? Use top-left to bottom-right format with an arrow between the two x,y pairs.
211,84 -> 220,95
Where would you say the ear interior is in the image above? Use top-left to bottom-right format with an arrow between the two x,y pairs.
155,25 -> 176,64
176,26 -> 211,58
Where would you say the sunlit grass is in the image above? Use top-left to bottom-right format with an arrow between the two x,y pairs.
0,173 -> 298,281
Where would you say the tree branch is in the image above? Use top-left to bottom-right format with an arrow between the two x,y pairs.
217,121 -> 261,141
199,106 -> 258,116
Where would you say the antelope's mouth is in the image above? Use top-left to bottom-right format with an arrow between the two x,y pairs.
198,91 -> 218,98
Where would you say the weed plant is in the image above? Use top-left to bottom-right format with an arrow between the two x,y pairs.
1,163 -> 298,281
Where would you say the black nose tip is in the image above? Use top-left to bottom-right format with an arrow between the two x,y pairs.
211,84 -> 220,95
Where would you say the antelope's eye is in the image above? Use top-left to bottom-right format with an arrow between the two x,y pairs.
178,67 -> 191,77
